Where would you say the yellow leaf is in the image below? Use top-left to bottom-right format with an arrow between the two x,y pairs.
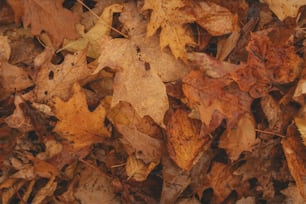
143,0 -> 195,60
61,4 -> 123,58
294,117 -> 306,146
126,155 -> 157,181
53,83 -> 110,150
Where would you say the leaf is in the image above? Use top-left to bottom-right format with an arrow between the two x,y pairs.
160,156 -> 191,204
295,117 -> 306,146
96,2 -> 191,126
118,124 -> 163,164
142,0 -> 195,60
53,83 -> 110,150
166,109 -> 210,170
0,36 -> 33,100
32,176 -> 57,204
282,135 -> 306,200
62,4 -> 123,58
21,0 -> 79,46
282,184 -> 306,204
34,50 -> 93,102
126,155 -> 156,182
219,113 -> 258,161
193,1 -> 237,36
262,0 -> 306,21
75,166 -> 120,203
182,70 -> 252,130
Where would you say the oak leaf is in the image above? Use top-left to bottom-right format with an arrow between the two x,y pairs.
142,0 -> 195,60
34,50 -> 93,103
182,70 -> 252,130
53,83 -> 110,150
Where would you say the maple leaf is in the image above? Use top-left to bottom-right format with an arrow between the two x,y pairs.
166,109 -> 210,170
95,2 -> 192,125
53,83 -> 110,150
61,4 -> 123,58
142,0 -> 195,60
10,0 -> 80,46
182,70 -> 252,130
34,50 -> 93,103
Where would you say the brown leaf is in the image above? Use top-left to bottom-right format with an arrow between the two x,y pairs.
53,83 -> 110,150
183,70 -> 252,130
126,155 -> 157,182
193,1 -> 237,36
160,156 -> 191,204
143,0 -> 195,60
21,0 -> 79,46
219,113 -> 258,161
282,135 -> 306,200
34,50 -> 93,103
32,176 -> 57,204
118,125 -> 162,164
166,109 -> 210,170
75,166 -> 120,203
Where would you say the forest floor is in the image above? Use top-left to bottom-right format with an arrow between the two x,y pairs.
0,0 -> 306,203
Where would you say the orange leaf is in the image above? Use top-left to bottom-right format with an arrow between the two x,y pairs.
53,83 -> 110,150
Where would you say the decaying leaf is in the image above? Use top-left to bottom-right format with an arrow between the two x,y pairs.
160,156 -> 191,204
166,109 -> 210,170
193,1 -> 237,36
34,50 -> 93,102
126,155 -> 157,182
282,135 -> 306,200
62,4 -> 123,58
143,0 -> 195,60
12,0 -> 80,46
0,36 -> 33,100
219,113 -> 258,161
183,70 -> 252,130
281,184 -> 306,204
75,166 -> 120,203
262,0 -> 306,21
53,83 -> 110,150
32,176 -> 57,204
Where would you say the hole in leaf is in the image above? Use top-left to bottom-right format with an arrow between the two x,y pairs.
48,71 -> 54,80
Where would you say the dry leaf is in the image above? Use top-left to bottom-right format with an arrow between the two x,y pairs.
183,70 -> 252,130
34,50 -> 93,102
5,95 -> 33,132
62,4 -> 123,58
32,176 -> 57,204
166,109 -> 210,170
194,1 -> 237,36
53,83 -> 110,150
0,36 -> 33,100
219,113 -> 258,161
21,0 -> 79,46
75,166 -> 120,204
126,155 -> 156,182
262,0 -> 306,21
281,184 -> 306,204
282,135 -> 306,200
118,125 -> 162,164
143,0 -> 195,60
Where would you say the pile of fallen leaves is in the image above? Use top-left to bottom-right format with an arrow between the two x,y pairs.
0,0 -> 306,203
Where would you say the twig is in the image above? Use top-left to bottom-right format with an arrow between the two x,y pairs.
255,128 -> 286,138
76,0 -> 128,38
